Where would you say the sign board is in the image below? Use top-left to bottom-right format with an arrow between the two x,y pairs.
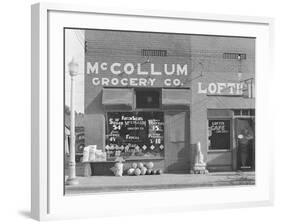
86,61 -> 190,88
208,119 -> 231,150
198,82 -> 243,96
105,112 -> 164,158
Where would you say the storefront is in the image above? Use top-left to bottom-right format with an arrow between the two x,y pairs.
84,30 -> 255,174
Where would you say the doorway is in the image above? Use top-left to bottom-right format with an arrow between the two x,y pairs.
235,118 -> 255,170
164,111 -> 190,173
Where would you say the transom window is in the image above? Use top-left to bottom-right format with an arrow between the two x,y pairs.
135,89 -> 160,109
233,109 -> 255,116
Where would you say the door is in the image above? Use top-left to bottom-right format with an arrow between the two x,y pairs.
235,118 -> 255,170
164,111 -> 190,173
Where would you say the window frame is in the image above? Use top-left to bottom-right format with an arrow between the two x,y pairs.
134,88 -> 162,110
104,110 -> 165,160
207,118 -> 233,152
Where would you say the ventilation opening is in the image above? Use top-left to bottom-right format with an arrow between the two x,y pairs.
141,49 -> 167,57
223,53 -> 246,60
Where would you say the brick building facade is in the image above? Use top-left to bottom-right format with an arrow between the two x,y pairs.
83,29 -> 255,173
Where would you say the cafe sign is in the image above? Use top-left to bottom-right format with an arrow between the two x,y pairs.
198,82 -> 243,96
86,61 -> 190,88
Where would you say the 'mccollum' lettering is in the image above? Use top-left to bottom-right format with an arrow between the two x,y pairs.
86,62 -> 188,76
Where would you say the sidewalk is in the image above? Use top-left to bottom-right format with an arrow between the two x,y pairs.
65,171 -> 255,195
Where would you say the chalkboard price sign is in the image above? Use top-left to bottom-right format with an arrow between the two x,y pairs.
208,119 -> 230,150
106,112 -> 164,158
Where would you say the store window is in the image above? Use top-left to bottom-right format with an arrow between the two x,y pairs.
208,119 -> 231,150
105,111 -> 164,159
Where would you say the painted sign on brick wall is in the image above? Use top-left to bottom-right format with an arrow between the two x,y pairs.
86,61 -> 190,88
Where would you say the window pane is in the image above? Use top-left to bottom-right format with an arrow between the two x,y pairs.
250,109 -> 255,116
208,120 -> 231,150
242,109 -> 249,116
106,112 -> 164,158
136,90 -> 160,108
233,109 -> 241,116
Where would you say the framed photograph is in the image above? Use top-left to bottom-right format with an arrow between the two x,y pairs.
31,2 -> 274,221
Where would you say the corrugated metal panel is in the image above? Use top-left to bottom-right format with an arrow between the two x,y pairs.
207,109 -> 233,118
102,88 -> 133,106
162,89 -> 191,106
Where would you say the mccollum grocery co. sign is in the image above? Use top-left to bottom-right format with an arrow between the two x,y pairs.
86,61 -> 190,88
86,61 -> 249,96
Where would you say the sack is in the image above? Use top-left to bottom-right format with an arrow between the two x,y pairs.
95,150 -> 107,161
87,145 -> 107,162
88,145 -> 97,161
82,146 -> 90,162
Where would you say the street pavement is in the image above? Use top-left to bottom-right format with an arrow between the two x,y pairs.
65,171 -> 255,195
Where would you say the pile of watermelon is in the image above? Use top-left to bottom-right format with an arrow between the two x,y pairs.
126,162 -> 162,176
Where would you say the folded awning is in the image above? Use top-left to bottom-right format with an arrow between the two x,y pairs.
102,88 -> 133,106
162,89 -> 191,106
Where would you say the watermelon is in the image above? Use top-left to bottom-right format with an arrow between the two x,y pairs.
146,162 -> 154,169
127,168 -> 135,176
152,170 -> 158,175
131,162 -> 138,169
156,169 -> 162,175
140,167 -> 147,175
134,168 -> 141,176
146,169 -> 152,175
138,162 -> 144,169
